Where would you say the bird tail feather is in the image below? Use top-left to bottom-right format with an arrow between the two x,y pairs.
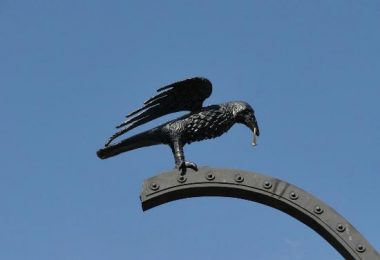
97,129 -> 161,159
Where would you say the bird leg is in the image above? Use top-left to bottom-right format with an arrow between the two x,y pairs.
170,139 -> 198,174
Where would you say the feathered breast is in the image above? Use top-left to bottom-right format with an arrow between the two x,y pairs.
179,105 -> 234,144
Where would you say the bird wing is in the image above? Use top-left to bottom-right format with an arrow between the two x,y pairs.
105,77 -> 212,146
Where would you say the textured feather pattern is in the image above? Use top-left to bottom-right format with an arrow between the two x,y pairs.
163,105 -> 235,144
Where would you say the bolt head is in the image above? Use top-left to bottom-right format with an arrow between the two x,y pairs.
177,175 -> 187,183
314,206 -> 324,214
234,174 -> 244,183
336,224 -> 346,232
356,244 -> 366,253
289,191 -> 298,200
206,172 -> 215,181
263,181 -> 272,189
149,182 -> 160,191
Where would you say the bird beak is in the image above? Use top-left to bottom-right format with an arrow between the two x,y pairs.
244,116 -> 260,146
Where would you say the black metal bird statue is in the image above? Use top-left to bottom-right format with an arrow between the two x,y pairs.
97,77 -> 260,172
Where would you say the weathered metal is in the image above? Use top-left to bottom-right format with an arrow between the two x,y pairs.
140,167 -> 380,260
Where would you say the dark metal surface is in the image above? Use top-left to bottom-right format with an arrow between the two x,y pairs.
140,167 -> 380,260
97,77 -> 259,172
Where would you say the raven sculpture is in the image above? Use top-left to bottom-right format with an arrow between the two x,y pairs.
97,77 -> 260,172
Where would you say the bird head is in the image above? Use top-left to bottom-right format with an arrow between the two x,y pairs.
230,101 -> 260,146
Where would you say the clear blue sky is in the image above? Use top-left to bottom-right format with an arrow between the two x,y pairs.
1,1 -> 379,259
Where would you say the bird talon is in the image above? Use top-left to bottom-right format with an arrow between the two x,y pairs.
177,161 -> 198,174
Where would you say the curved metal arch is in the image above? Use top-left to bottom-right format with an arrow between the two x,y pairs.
140,167 -> 379,260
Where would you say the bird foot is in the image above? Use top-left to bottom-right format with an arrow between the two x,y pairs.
177,161 -> 198,175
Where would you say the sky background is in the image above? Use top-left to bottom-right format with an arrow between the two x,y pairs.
1,1 -> 379,259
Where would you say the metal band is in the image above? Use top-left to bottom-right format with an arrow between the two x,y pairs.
140,167 -> 379,260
